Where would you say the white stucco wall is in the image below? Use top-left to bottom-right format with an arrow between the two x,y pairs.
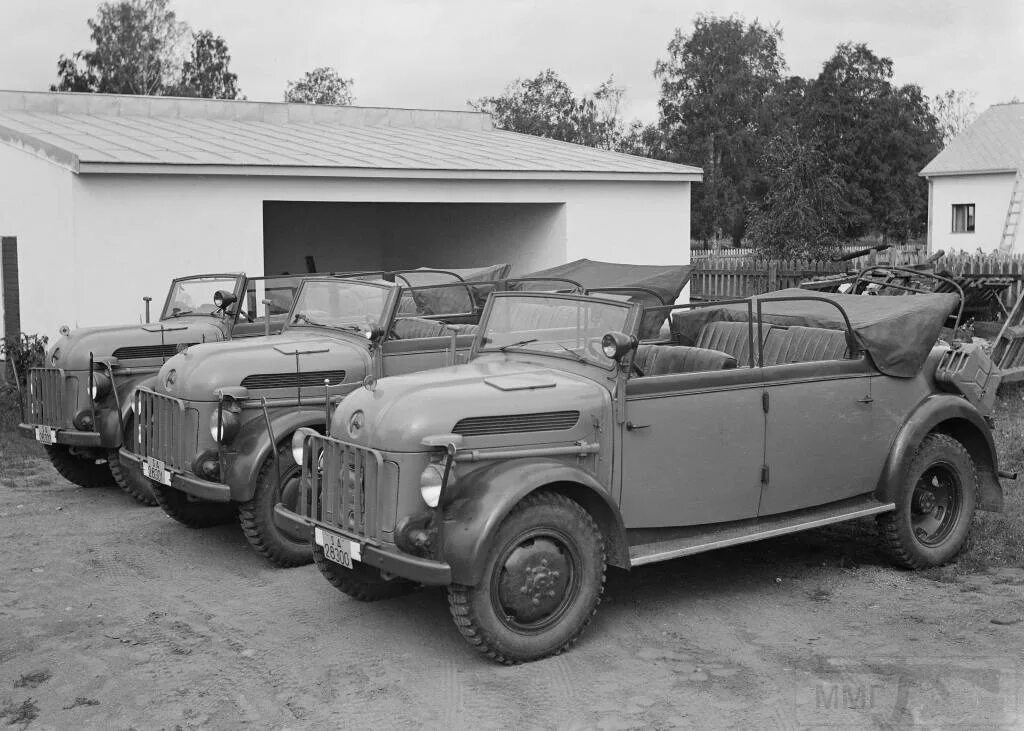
0,144 -> 76,341
927,172 -> 1017,254
0,155 -> 692,338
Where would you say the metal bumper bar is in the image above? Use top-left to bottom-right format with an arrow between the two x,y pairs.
273,504 -> 452,585
19,423 -> 103,448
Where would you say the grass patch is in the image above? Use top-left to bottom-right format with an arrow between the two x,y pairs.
12,671 -> 49,690
0,386 -> 43,484
952,382 -> 1024,573
0,698 -> 39,727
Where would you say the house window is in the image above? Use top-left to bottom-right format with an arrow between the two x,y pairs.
952,203 -> 975,233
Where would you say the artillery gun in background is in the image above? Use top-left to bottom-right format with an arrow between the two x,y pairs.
17,273 -> 306,504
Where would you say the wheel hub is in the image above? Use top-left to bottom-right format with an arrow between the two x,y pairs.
498,537 -> 571,625
912,489 -> 937,513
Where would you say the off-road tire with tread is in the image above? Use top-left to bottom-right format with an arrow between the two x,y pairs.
447,490 -> 606,665
151,482 -> 237,528
238,445 -> 312,567
108,450 -> 157,506
877,432 -> 977,569
313,544 -> 417,601
43,444 -> 113,488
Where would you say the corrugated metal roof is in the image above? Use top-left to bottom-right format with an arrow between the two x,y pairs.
0,90 -> 701,180
921,103 -> 1024,177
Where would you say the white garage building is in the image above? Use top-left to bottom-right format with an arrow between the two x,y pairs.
0,90 -> 701,340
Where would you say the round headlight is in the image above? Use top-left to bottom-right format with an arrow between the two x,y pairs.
89,371 -> 112,400
165,369 -> 177,390
214,293 -> 225,308
50,348 -> 61,366
601,338 -> 618,358
419,463 -> 445,508
291,428 -> 317,465
209,409 -> 240,443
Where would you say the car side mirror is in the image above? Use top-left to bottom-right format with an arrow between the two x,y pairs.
214,290 -> 237,310
601,331 -> 637,361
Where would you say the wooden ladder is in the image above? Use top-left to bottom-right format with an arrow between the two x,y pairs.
998,169 -> 1023,253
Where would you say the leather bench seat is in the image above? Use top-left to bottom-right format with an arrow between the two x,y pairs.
692,321 -> 758,366
633,344 -> 737,376
762,326 -> 849,365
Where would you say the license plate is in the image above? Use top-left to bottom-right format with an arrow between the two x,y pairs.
144,457 -> 172,486
314,527 -> 361,569
34,425 -> 57,445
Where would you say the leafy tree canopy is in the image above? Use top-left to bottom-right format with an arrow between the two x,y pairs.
283,67 -> 355,105
654,14 -> 787,245
746,136 -> 846,259
471,69 -> 625,150
930,89 -> 978,146
801,42 -> 940,242
174,30 -> 240,99
51,0 -> 240,99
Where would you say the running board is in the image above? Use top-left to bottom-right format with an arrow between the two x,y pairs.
627,495 -> 894,567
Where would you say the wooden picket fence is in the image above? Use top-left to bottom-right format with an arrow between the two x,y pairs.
691,250 -> 1024,313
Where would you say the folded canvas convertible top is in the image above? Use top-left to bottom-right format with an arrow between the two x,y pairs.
523,259 -> 693,305
671,287 -> 960,377
524,259 -> 693,337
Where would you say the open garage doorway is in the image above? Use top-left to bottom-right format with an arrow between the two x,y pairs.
263,202 -> 567,277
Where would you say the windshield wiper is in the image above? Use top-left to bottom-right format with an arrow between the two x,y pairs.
168,310 -> 193,318
555,343 -> 587,363
293,312 -> 327,328
499,338 -> 539,352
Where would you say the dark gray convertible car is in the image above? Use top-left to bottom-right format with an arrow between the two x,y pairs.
279,284 -> 1008,663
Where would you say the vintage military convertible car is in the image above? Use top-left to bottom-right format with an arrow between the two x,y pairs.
18,272 -> 303,504
122,260 -> 690,568
277,286 -> 1009,663
120,266 -> 517,565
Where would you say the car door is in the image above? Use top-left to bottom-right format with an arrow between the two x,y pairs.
618,367 -> 766,528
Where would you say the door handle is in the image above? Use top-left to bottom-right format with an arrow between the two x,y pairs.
626,421 -> 650,431
856,396 -> 874,404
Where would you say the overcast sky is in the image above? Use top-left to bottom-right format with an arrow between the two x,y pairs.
4,0 -> 1022,122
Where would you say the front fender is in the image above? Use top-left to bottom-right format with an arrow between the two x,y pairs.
876,394 -> 1002,512
97,373 -> 159,446
439,458 -> 627,586
222,408 -> 326,501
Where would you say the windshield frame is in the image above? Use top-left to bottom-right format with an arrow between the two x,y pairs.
159,273 -> 246,321
281,277 -> 398,336
472,291 -> 640,371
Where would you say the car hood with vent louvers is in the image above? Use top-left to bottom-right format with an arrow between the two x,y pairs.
48,318 -> 228,371
153,330 -> 370,401
331,360 -> 607,452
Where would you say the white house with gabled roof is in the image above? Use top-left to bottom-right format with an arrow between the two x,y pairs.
0,90 -> 702,340
920,102 -> 1024,255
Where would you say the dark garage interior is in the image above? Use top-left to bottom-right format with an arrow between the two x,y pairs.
262,201 -> 567,277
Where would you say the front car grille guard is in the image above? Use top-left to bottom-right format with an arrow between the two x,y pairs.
25,354 -> 125,439
135,387 -> 194,472
299,433 -> 382,541
25,367 -> 71,428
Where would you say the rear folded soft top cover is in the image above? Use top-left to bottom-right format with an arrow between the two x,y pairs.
524,259 -> 693,306
671,287 -> 960,378
401,264 -> 511,317
524,259 -> 693,338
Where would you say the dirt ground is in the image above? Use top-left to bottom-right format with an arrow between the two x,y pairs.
1,450 -> 1022,729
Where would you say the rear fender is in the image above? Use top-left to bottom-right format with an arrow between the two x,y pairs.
439,458 -> 627,586
222,408 -> 326,501
877,394 -> 1002,511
